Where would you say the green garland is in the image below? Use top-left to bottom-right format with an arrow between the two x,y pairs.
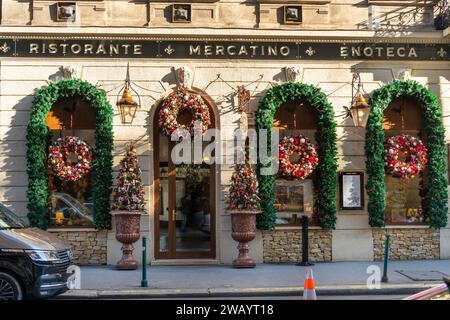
366,80 -> 448,228
26,79 -> 114,230
255,82 -> 338,230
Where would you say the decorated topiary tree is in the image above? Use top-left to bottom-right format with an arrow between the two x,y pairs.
111,143 -> 145,270
227,163 -> 261,268
112,143 -> 145,211
227,163 -> 260,211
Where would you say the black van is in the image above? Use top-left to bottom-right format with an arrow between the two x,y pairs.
0,203 -> 73,300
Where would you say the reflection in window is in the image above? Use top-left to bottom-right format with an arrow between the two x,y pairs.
383,97 -> 428,225
46,96 -> 96,228
273,100 -> 318,226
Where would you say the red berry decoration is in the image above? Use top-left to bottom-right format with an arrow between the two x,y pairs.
384,134 -> 427,180
278,135 -> 318,180
158,90 -> 211,138
48,136 -> 93,182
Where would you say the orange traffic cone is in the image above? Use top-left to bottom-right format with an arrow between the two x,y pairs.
303,268 -> 317,300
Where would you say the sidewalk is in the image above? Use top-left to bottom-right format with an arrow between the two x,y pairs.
61,260 -> 450,298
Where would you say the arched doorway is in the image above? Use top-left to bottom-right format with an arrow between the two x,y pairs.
26,79 -> 113,230
255,82 -> 338,230
366,80 -> 448,228
153,90 -> 218,259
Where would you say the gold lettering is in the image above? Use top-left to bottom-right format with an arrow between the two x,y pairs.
375,47 -> 383,56
363,47 -> 373,57
48,44 -> 58,54
340,46 -> 349,57
397,47 -> 406,57
204,45 -> 213,56
227,45 -> 236,56
238,46 -> 248,56
268,46 -> 277,56
60,43 -> 68,55
71,44 -> 81,54
387,47 -> 394,57
189,45 -> 201,55
29,43 -> 39,54
110,44 -> 119,55
84,44 -> 94,54
408,48 -> 417,58
249,46 -> 258,56
216,45 -> 225,55
351,47 -> 361,57
122,44 -> 131,55
280,46 -> 290,56
134,44 -> 142,55
96,44 -> 106,54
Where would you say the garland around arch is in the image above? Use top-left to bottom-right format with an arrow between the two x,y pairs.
27,79 -> 114,230
255,82 -> 338,230
366,80 -> 448,228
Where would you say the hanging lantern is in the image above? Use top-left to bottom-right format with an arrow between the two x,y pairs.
116,63 -> 140,124
348,72 -> 371,128
350,94 -> 371,128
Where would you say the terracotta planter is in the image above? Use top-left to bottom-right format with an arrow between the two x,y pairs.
228,210 -> 261,268
112,210 -> 143,270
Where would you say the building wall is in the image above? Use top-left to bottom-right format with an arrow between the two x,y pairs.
0,0 -> 449,264
262,229 -> 332,263
0,0 -> 438,31
373,228 -> 440,261
49,230 -> 108,265
1,57 -> 449,263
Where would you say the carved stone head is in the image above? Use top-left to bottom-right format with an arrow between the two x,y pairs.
61,65 -> 82,80
393,67 -> 412,81
284,66 -> 302,82
176,66 -> 193,89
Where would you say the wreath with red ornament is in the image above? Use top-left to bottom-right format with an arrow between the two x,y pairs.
384,134 -> 427,179
48,136 -> 93,182
159,90 -> 211,138
278,135 -> 318,180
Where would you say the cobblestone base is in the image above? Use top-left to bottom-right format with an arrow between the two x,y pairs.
373,228 -> 440,261
50,230 -> 108,265
262,229 -> 332,263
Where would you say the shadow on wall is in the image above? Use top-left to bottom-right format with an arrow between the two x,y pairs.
0,94 -> 35,218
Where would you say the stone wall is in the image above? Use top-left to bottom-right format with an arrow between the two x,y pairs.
50,230 -> 108,265
262,229 -> 332,263
372,228 -> 440,261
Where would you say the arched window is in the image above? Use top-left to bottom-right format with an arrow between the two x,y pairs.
273,100 -> 319,226
46,96 -> 96,228
383,96 -> 427,225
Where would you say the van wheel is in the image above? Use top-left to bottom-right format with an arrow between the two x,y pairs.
0,272 -> 23,300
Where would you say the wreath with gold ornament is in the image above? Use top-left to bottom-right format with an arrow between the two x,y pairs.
158,90 -> 211,138
384,134 -> 427,180
48,136 -> 93,182
278,135 -> 318,180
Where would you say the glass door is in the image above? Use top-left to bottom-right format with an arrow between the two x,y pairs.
155,133 -> 215,259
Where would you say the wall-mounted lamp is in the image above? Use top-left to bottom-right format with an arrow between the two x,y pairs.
348,72 -> 371,128
116,63 -> 140,124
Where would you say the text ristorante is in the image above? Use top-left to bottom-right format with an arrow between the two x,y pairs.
28,42 -> 143,55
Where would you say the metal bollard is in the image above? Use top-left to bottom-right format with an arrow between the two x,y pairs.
381,234 -> 390,283
141,236 -> 148,287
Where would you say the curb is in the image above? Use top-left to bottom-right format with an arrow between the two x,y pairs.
58,283 -> 438,299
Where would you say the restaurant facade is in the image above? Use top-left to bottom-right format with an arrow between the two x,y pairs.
0,0 -> 450,265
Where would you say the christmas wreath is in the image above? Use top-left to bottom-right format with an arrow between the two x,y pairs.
159,90 -> 211,138
48,136 -> 93,182
278,135 -> 318,180
384,134 -> 427,179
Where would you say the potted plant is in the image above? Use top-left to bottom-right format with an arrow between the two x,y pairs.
111,143 -> 146,270
226,163 -> 261,268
